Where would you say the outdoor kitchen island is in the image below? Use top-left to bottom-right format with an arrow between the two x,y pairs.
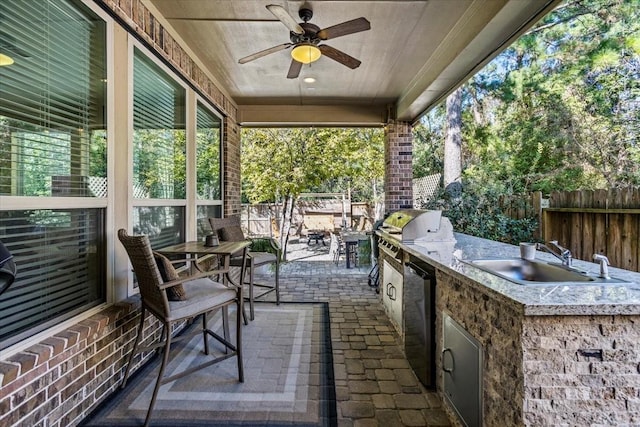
401,232 -> 640,427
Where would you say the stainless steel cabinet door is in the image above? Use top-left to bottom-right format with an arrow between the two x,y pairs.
443,314 -> 483,427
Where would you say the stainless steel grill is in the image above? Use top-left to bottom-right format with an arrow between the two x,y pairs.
377,209 -> 453,250
375,209 -> 454,391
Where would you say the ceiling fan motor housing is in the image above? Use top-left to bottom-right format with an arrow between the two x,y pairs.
290,22 -> 321,45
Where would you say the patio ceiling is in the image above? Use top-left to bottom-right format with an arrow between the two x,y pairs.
144,0 -> 561,126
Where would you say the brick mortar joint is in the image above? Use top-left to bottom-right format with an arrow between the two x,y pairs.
0,297 -> 140,387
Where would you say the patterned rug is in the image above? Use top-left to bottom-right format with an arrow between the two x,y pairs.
81,303 -> 336,427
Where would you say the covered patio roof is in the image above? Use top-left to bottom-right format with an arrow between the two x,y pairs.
144,0 -> 561,126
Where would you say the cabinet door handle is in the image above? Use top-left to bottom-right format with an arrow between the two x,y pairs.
386,283 -> 396,300
442,348 -> 454,373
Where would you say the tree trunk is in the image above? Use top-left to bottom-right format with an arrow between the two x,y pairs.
444,87 -> 463,197
278,194 -> 296,261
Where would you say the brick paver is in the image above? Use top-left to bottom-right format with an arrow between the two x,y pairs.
254,240 -> 451,426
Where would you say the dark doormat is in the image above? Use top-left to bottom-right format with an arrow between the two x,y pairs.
81,302 -> 336,427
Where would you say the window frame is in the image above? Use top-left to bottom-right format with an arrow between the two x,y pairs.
0,0 -> 114,355
194,95 -> 224,239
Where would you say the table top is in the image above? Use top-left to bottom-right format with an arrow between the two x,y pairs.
157,240 -> 251,256
341,232 -> 369,243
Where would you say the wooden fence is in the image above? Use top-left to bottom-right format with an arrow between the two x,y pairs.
499,188 -> 640,272
498,191 -> 544,240
542,188 -> 640,272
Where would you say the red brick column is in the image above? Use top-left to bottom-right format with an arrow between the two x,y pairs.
223,117 -> 242,217
384,120 -> 414,213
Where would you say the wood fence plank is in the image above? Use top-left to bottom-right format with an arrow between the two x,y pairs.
539,187 -> 640,273
532,191 -> 542,240
593,189 -> 608,257
570,191 -> 583,260
608,188 -> 623,268
621,188 -> 635,271
580,190 -> 594,261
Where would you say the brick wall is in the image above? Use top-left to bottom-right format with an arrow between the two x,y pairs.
436,269 -> 640,426
384,121 -> 414,213
223,115 -> 242,217
436,270 -> 525,427
522,315 -> 640,425
0,300 -> 148,426
0,1 -> 242,425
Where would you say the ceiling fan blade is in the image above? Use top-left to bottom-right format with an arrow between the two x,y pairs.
266,4 -> 304,35
317,17 -> 370,40
238,43 -> 292,64
287,59 -> 303,79
318,45 -> 361,69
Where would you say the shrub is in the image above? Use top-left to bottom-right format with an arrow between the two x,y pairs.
420,183 -> 539,245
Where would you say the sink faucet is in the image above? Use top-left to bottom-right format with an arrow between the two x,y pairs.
536,240 -> 573,266
592,254 -> 610,279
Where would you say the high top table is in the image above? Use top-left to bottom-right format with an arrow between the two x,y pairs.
157,240 -> 250,271
157,240 -> 252,323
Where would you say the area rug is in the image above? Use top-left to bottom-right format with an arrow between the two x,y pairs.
81,303 -> 336,427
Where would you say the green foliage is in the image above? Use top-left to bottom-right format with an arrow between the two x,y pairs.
413,0 -> 640,243
421,183 -> 539,245
133,129 -> 186,199
414,0 -> 640,197
241,128 -> 384,203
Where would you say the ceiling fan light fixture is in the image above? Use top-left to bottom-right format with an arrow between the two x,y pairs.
303,76 -> 316,83
291,44 -> 321,64
0,53 -> 15,66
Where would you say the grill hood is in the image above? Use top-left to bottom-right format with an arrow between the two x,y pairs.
379,209 -> 454,244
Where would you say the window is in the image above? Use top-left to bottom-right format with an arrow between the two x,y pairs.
0,0 -> 107,350
197,205 -> 222,240
132,48 -> 186,248
196,102 -> 221,201
133,50 -> 186,200
195,101 -> 223,240
0,210 -> 105,347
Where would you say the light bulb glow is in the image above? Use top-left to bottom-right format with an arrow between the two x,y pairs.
0,53 -> 15,66
291,44 -> 321,64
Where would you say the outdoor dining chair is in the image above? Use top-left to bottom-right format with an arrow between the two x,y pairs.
329,232 -> 346,266
208,216 -> 280,322
0,240 -> 16,297
117,229 -> 245,427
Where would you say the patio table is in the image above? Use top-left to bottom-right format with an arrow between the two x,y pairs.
157,240 -> 252,323
307,230 -> 326,245
157,239 -> 251,274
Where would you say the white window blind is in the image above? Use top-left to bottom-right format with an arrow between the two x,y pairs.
0,0 -> 107,197
0,0 -> 107,350
133,49 -> 186,200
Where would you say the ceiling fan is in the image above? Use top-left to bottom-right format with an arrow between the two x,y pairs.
238,4 -> 370,79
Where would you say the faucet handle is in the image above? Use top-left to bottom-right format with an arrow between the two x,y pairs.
593,254 -> 609,264
592,254 -> 610,279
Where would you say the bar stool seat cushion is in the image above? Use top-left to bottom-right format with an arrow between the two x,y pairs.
167,278 -> 236,321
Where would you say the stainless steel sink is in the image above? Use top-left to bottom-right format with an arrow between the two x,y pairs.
464,258 -> 628,285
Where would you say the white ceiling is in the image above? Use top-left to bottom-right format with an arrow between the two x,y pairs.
145,0 -> 560,126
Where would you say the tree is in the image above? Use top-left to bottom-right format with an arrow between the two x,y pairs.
413,0 -> 640,243
443,88 -> 463,196
241,127 -> 384,257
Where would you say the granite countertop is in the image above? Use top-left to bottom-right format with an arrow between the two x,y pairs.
403,233 -> 640,316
